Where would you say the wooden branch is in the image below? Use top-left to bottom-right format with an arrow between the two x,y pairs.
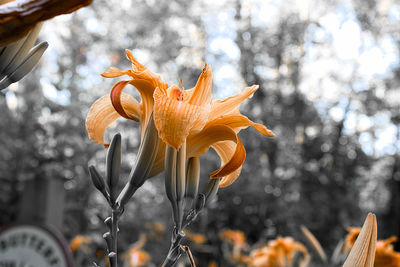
0,0 -> 92,46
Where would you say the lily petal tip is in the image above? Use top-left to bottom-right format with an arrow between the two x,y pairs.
267,129 -> 275,137
125,49 -> 132,58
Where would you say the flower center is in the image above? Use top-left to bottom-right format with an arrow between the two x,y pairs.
168,84 -> 184,101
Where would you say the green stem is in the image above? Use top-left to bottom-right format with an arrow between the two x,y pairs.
109,209 -> 119,267
161,229 -> 185,267
161,207 -> 201,267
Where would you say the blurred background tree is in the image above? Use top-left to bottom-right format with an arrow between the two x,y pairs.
0,0 -> 399,265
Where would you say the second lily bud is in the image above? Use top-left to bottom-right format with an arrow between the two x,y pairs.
165,141 -> 187,231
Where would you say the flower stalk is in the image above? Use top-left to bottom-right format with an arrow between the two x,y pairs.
88,115 -> 159,267
162,141 -> 222,267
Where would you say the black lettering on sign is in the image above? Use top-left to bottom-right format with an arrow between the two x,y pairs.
50,257 -> 60,266
36,239 -> 45,252
43,246 -> 54,258
28,235 -> 37,248
20,233 -> 28,246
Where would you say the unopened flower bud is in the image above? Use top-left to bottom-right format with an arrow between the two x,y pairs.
106,133 -> 122,204
89,165 -> 109,201
116,115 -> 159,207
195,194 -> 206,212
185,157 -> 200,211
175,141 -> 186,230
0,24 -> 47,90
165,145 -> 179,228
203,178 -> 221,207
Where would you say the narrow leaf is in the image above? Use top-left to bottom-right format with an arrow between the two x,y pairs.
301,225 -> 327,262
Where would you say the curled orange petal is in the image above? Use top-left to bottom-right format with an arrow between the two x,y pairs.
186,125 -> 246,187
211,141 -> 244,187
86,94 -> 141,146
219,166 -> 242,188
102,50 -> 168,135
186,124 -> 238,158
110,80 -> 139,121
210,137 -> 246,179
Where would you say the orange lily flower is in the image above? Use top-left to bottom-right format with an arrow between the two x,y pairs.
219,229 -> 247,247
246,237 -> 310,267
85,50 -> 274,187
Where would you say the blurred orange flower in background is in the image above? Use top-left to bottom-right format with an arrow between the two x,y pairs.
184,229 -> 207,245
69,235 -> 91,254
344,227 -> 400,267
145,221 -> 165,242
219,229 -> 247,247
375,236 -> 400,267
122,246 -> 151,267
246,237 -> 310,267
344,227 -> 362,253
122,234 -> 150,267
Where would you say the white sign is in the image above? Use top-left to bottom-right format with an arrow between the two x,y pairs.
0,224 -> 73,267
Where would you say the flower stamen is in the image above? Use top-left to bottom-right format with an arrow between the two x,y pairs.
179,78 -> 185,90
168,85 -> 184,101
